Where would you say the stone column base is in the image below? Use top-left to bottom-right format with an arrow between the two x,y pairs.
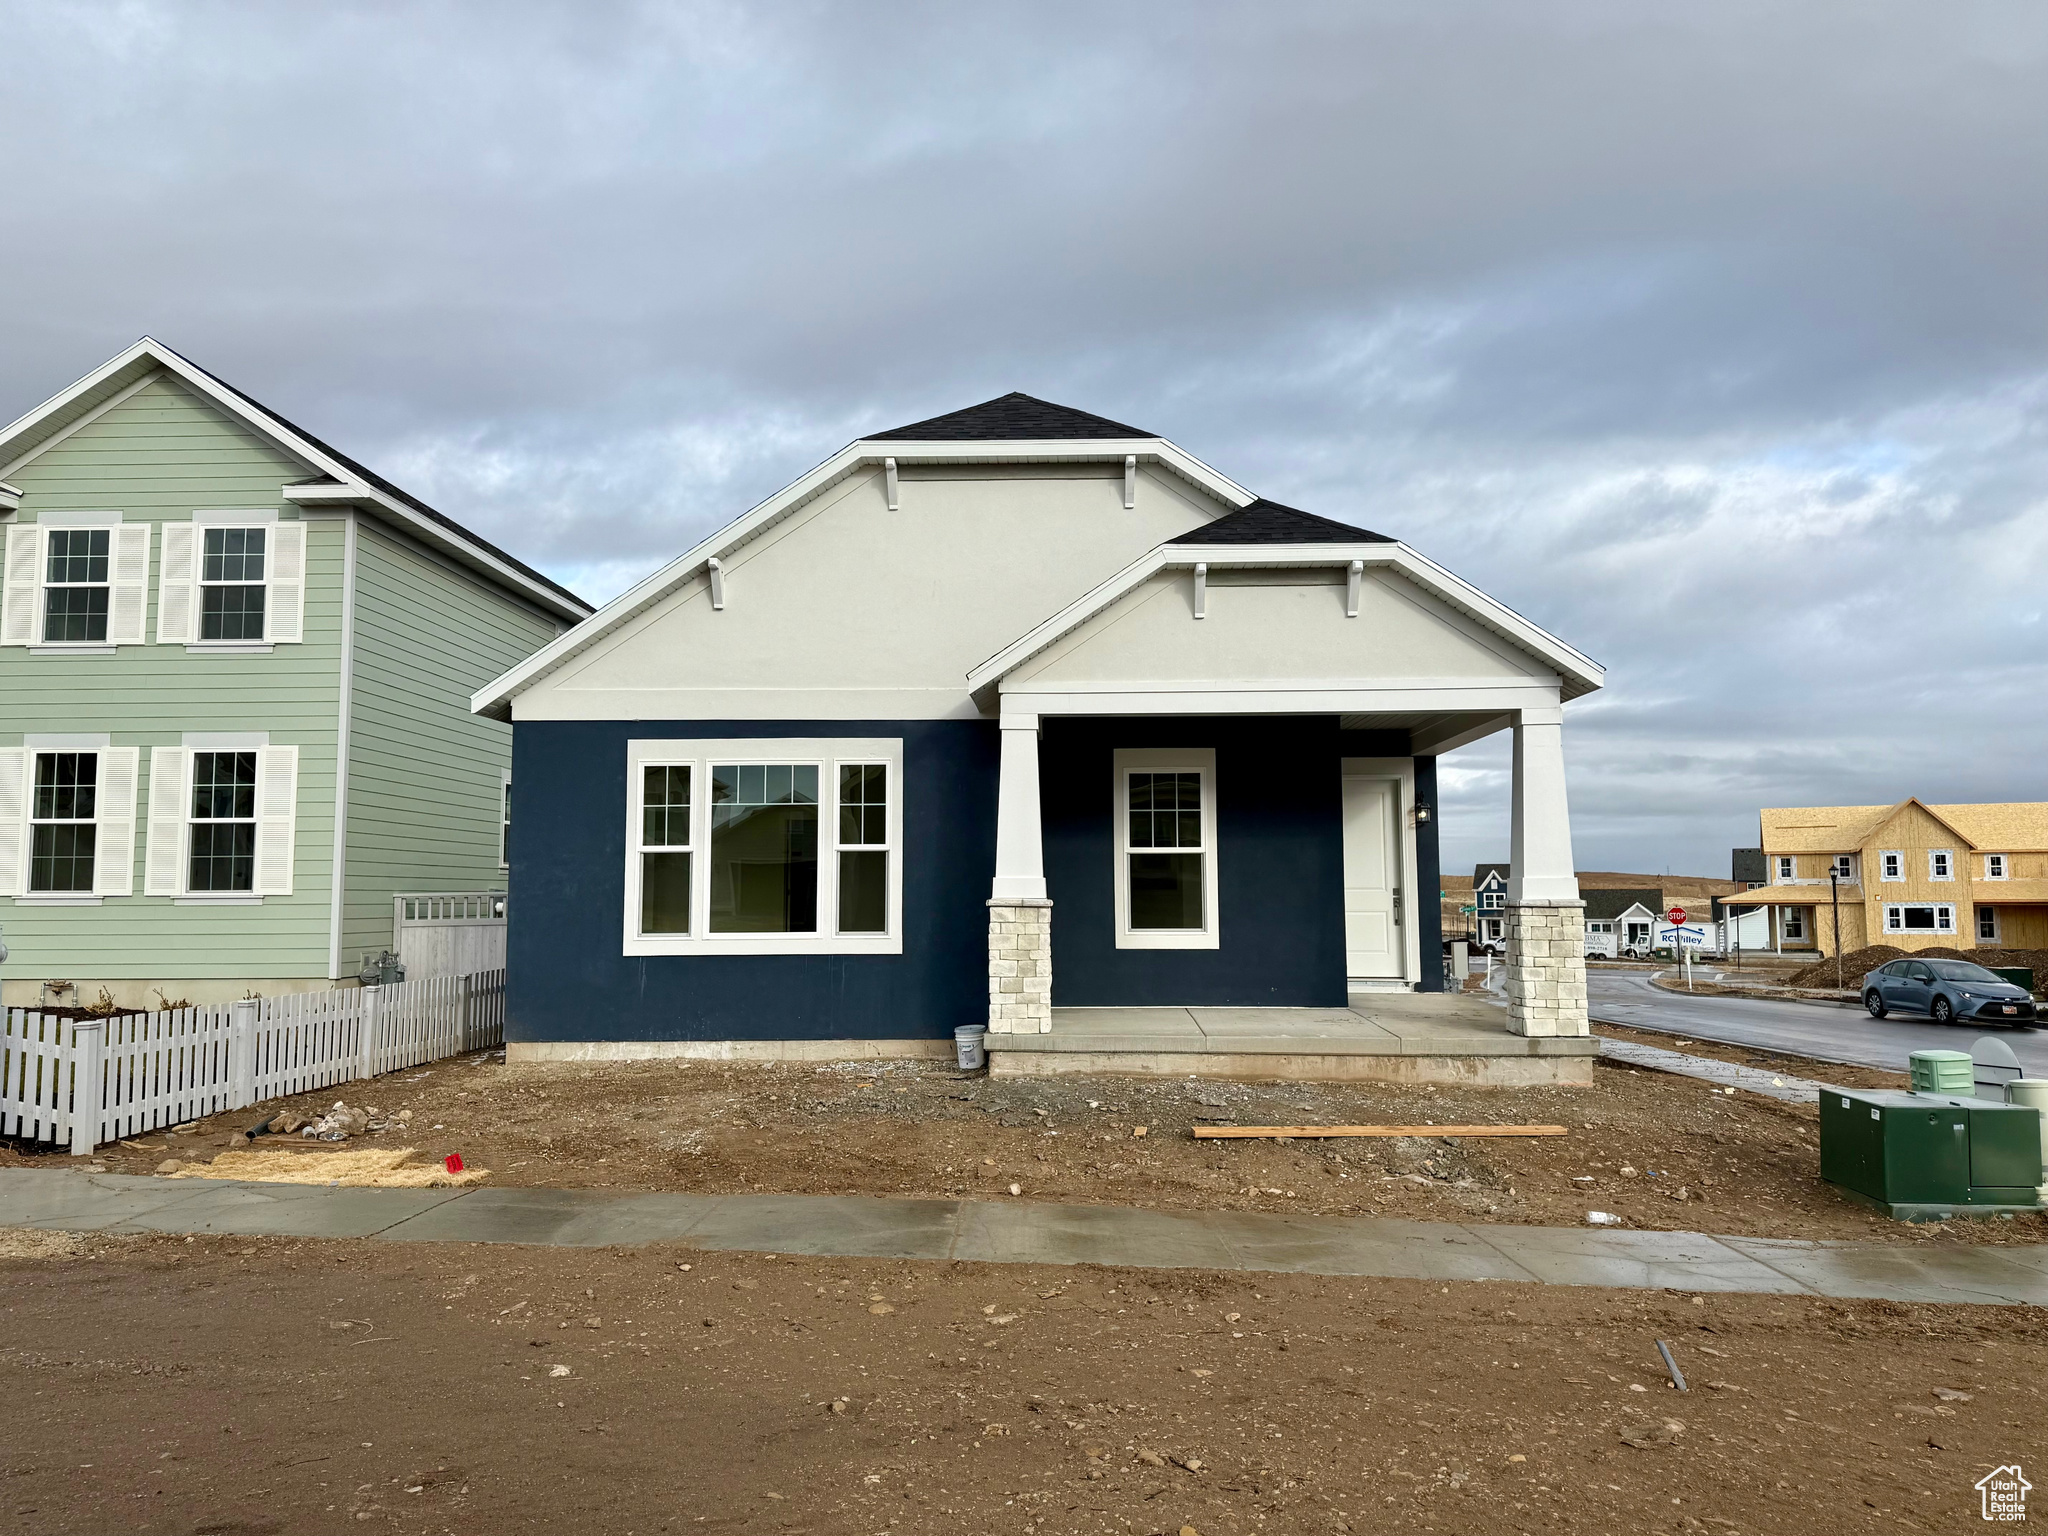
987,897 -> 1053,1034
1506,899 -> 1588,1038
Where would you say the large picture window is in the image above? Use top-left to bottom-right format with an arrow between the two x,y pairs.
1885,902 -> 1955,935
1112,748 -> 1219,949
624,738 -> 901,955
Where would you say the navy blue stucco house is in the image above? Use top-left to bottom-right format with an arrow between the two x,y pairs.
475,395 -> 1604,1065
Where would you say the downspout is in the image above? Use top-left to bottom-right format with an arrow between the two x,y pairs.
326,510 -> 359,980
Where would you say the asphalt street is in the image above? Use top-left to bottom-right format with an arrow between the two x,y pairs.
1586,968 -> 2048,1077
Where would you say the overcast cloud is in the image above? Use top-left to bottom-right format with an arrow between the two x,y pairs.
4,1 -> 2043,877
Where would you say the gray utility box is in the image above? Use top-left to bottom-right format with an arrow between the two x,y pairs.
1819,1089 -> 2043,1220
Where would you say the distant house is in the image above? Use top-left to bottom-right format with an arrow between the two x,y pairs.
1582,889 -> 1663,958
0,338 -> 591,1007
1470,864 -> 1511,949
1717,799 -> 2048,956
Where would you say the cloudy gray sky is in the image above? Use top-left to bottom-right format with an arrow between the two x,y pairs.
5,1 -> 2044,878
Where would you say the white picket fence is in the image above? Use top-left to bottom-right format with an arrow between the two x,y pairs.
0,969 -> 504,1154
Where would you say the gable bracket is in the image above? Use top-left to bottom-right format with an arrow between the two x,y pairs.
1192,562 -> 1208,619
708,557 -> 725,611
1124,455 -> 1136,509
1346,560 -> 1363,618
884,457 -> 899,511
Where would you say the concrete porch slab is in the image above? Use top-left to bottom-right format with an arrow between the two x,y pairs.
988,996 -> 1598,1083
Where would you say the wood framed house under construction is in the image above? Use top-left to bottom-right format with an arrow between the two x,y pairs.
1717,799 -> 2048,957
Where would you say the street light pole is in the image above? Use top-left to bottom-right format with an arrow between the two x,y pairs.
1831,872 -> 1842,991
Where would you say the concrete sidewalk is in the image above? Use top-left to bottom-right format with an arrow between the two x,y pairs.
4,1169 -> 2044,1305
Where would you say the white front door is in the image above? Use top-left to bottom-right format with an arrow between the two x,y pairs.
1342,776 -> 1403,980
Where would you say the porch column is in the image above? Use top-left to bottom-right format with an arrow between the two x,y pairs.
988,713 -> 1052,1034
1505,705 -> 1588,1037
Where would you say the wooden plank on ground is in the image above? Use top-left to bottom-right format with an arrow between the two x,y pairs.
1191,1124 -> 1567,1139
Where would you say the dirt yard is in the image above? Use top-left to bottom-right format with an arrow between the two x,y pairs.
14,1042 -> 2043,1248
2,1229 -> 2038,1536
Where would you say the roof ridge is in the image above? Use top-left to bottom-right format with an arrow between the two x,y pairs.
869,391 -> 1153,442
1171,497 -> 1393,546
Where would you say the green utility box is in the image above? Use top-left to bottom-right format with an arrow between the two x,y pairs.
1819,1089 -> 2044,1220
1991,967 -> 2036,994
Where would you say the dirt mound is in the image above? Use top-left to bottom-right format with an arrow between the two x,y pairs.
1790,945 -> 2048,993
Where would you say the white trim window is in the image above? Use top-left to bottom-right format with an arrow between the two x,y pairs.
143,743 -> 299,897
1,518 -> 150,648
1879,850 -> 1902,882
623,737 -> 902,956
1113,747 -> 1219,950
1480,890 -> 1505,911
1830,854 -> 1854,880
1928,849 -> 1953,882
156,515 -> 305,645
0,743 -> 139,898
1781,908 -> 1807,942
1985,854 -> 2007,881
1977,906 -> 2000,943
1884,902 -> 1955,935
1775,855 -> 1795,883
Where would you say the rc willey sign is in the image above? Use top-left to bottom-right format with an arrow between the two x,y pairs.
1976,1464 -> 2030,1523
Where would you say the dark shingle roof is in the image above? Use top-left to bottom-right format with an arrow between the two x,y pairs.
1171,499 -> 1393,546
1583,888 -> 1664,922
160,342 -> 589,615
870,392 -> 1151,441
1474,863 -> 1510,884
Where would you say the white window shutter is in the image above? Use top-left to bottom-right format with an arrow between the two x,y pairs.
2,525 -> 41,646
0,747 -> 26,896
109,523 -> 152,645
144,747 -> 192,896
93,746 -> 140,897
156,522 -> 196,644
268,521 -> 305,643
254,745 -> 298,895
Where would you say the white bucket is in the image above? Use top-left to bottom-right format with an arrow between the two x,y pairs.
954,1025 -> 988,1072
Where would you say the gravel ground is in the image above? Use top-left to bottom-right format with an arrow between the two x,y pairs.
3,1229 -> 2041,1536
12,1043 -> 2043,1247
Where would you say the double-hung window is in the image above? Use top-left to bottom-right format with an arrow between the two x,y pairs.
1977,907 -> 2000,943
1880,850 -> 1902,882
1985,854 -> 2006,881
200,528 -> 266,640
1480,890 -> 1505,911
1830,854 -> 1854,880
624,738 -> 901,955
30,752 -> 97,891
188,751 -> 259,891
143,741 -> 299,898
1,517 -> 150,649
43,530 -> 110,643
1928,849 -> 1953,881
1775,856 -> 1795,882
1113,748 -> 1219,949
1782,908 -> 1807,941
156,515 -> 305,646
0,741 -> 139,899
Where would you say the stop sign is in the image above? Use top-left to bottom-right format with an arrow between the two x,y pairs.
1666,906 -> 1686,925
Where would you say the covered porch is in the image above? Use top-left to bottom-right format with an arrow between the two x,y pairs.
968,521 -> 1601,1083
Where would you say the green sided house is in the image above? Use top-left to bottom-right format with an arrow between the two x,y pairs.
0,338 -> 591,1007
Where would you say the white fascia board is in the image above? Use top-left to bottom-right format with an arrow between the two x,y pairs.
0,480 -> 18,512
470,434 -> 1256,720
281,481 -> 362,505
965,540 -> 1604,701
0,338 -> 588,624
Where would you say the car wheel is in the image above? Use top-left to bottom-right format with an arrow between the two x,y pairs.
1931,996 -> 1954,1025
1864,991 -> 1887,1019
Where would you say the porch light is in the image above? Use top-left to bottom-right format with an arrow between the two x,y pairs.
1412,803 -> 1433,827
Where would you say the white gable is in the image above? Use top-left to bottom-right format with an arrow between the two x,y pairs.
1004,566 -> 1551,691
511,462 -> 1235,721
